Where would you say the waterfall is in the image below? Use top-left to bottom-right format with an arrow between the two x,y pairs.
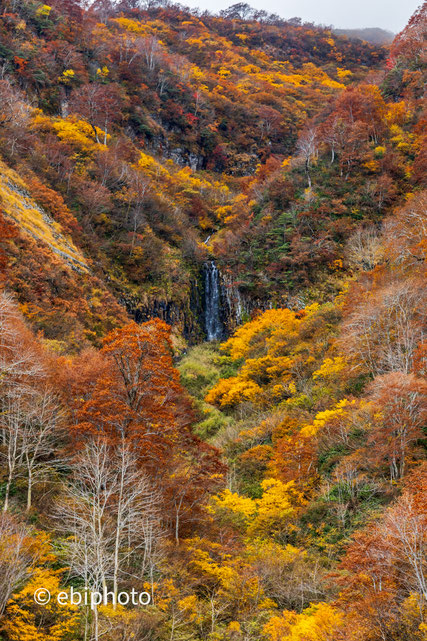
204,261 -> 224,341
223,272 -> 244,326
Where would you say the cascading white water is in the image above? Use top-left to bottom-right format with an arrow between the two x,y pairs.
222,272 -> 244,326
204,261 -> 224,341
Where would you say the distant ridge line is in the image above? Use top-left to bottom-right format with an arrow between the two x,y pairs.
333,27 -> 395,45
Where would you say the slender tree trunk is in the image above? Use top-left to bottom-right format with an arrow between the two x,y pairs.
26,468 -> 32,511
305,158 -> 312,189
175,496 -> 183,544
113,443 -> 126,609
93,603 -> 99,641
3,472 -> 12,512
90,123 -> 100,145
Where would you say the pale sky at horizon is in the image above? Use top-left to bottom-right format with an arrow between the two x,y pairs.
180,0 -> 422,34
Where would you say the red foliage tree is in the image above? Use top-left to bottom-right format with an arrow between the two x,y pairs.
0,211 -> 16,282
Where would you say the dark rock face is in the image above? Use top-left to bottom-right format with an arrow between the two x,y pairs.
120,276 -> 205,344
121,262 -> 253,344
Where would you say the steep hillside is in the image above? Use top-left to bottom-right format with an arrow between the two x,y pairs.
0,159 -> 87,272
0,167 -> 127,349
0,2 -> 425,641
0,0 -> 387,345
209,6 -> 426,309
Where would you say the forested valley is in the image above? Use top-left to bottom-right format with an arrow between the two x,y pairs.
0,0 -> 426,639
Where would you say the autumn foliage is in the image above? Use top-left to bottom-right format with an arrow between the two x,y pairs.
0,1 -> 425,641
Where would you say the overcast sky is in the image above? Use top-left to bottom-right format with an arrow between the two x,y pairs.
181,0 -> 421,33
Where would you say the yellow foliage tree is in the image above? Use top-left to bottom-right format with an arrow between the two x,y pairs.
205,376 -> 263,408
211,478 -> 303,538
250,479 -> 304,537
211,489 -> 257,529
53,117 -> 107,153
263,602 -> 344,641
312,356 -> 347,381
4,567 -> 79,641
221,308 -> 302,361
